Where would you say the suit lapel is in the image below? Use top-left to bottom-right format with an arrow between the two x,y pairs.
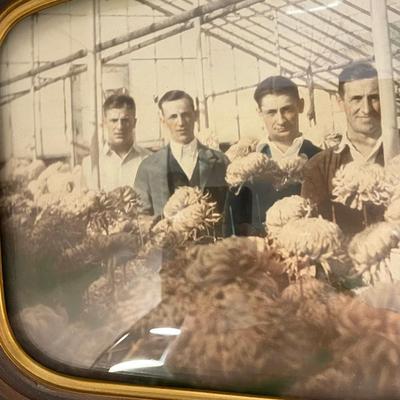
155,146 -> 171,211
198,144 -> 217,190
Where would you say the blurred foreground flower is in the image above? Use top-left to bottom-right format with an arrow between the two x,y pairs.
186,236 -> 284,291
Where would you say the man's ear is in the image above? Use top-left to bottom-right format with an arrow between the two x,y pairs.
159,109 -> 165,124
298,98 -> 305,113
336,94 -> 344,111
132,117 -> 137,129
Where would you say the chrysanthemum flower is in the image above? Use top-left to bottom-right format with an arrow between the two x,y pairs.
348,222 -> 400,285
332,162 -> 391,210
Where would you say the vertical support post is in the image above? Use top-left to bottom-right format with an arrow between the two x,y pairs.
5,60 -> 14,159
206,33 -> 216,135
231,46 -> 240,140
370,0 -> 400,163
151,8 -> 162,144
30,14 -> 38,160
87,0 -> 102,189
64,77 -> 76,167
273,9 -> 282,75
194,17 -> 209,130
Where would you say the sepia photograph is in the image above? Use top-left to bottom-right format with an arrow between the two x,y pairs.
0,0 -> 400,399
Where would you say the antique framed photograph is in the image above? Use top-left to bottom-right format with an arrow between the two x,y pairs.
0,0 -> 400,399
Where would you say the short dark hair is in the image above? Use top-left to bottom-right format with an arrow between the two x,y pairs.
103,94 -> 136,114
254,76 -> 300,107
158,90 -> 195,113
338,62 -> 378,98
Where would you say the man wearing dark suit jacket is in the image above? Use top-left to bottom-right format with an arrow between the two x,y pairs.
226,76 -> 321,236
134,90 -> 228,217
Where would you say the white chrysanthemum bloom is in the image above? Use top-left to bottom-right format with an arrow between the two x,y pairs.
276,217 -> 344,264
266,195 -> 314,237
58,190 -> 98,216
332,162 -> 391,210
196,128 -> 220,151
385,197 -> 400,223
163,186 -> 205,218
153,186 -> 221,242
226,152 -> 283,189
277,154 -> 308,186
28,162 -> 75,200
24,159 -> 47,181
384,154 -> 400,197
0,158 -> 30,182
348,222 -> 400,285
225,138 -> 259,162
35,192 -> 65,210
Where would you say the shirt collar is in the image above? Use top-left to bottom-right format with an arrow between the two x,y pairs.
256,135 -> 304,158
103,142 -> 138,160
334,133 -> 382,163
170,137 -> 198,158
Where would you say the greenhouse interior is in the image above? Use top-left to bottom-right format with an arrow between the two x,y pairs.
1,0 -> 400,399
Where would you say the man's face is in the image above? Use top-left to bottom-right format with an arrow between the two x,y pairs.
339,77 -> 381,138
258,93 -> 304,143
161,98 -> 196,145
104,106 -> 136,151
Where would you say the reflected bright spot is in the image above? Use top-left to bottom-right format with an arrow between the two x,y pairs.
149,327 -> 181,336
111,332 -> 129,348
109,359 -> 164,373
286,1 -> 342,15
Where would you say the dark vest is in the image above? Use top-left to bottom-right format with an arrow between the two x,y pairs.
167,146 -> 201,195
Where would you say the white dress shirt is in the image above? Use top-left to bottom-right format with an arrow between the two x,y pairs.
256,136 -> 304,160
82,143 -> 150,191
170,138 -> 199,180
334,133 -> 382,163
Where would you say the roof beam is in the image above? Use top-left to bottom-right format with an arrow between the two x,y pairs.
276,3 -> 370,58
0,0 -> 266,87
280,0 -> 371,47
138,0 -> 337,88
0,65 -> 86,106
259,16 -> 351,63
245,10 -> 351,74
98,0 -> 261,51
310,0 -> 400,48
134,0 -> 290,71
213,13 -> 342,87
204,30 -> 283,71
0,49 -> 87,88
225,16 -> 340,83
343,1 -> 400,41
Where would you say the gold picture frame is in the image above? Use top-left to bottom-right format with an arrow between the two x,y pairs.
0,0 -> 399,399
